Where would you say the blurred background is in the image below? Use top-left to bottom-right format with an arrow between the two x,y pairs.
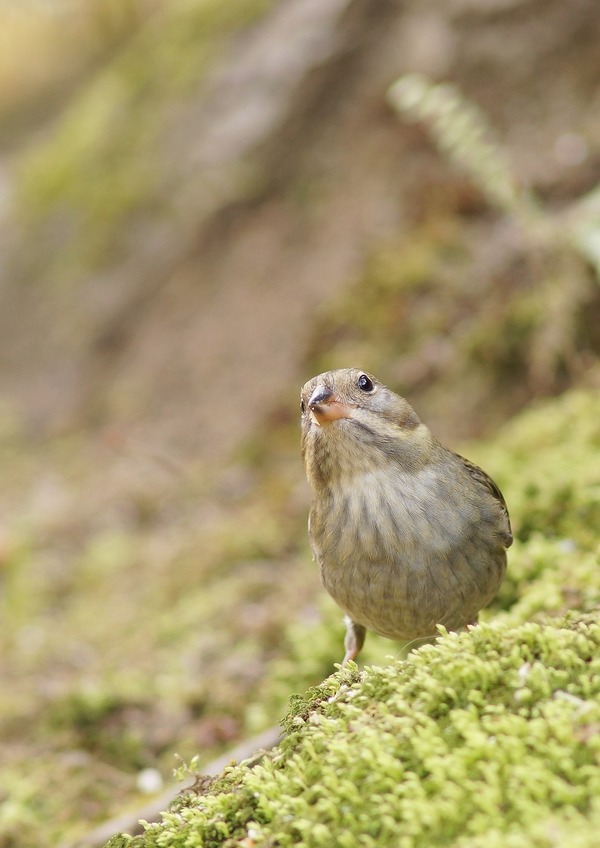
1,0 -> 599,845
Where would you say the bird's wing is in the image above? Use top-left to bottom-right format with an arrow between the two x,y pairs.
457,454 -> 513,547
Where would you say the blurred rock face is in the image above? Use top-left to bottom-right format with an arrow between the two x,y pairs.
0,0 -> 599,462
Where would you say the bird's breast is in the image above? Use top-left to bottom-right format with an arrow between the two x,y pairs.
309,465 -> 505,641
312,465 -> 466,564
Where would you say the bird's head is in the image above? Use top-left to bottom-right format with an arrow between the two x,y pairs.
300,368 -> 431,485
301,368 -> 419,431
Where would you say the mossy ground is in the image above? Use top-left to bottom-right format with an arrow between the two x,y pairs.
113,615 -> 600,848
103,387 -> 600,847
1,346 -> 598,848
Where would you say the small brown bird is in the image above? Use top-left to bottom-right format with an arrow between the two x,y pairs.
301,368 -> 512,664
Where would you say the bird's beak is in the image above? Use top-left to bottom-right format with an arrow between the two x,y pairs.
308,385 -> 352,426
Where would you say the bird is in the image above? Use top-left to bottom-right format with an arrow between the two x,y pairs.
300,368 -> 512,664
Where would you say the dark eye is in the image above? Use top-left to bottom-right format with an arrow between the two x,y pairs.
357,373 -> 374,392
301,399 -> 306,413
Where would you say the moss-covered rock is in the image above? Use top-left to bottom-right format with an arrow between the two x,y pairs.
114,615 -> 600,847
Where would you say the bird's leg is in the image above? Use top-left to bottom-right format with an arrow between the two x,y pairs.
343,617 -> 366,664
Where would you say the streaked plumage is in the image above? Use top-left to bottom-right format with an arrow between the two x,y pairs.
300,368 -> 512,663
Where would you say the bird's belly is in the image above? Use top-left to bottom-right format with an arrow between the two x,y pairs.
321,553 -> 502,641
313,473 -> 506,641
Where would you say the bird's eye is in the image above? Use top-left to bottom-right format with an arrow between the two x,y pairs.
301,399 -> 306,413
357,373 -> 374,392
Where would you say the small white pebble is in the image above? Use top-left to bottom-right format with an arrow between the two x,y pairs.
514,687 -> 532,703
517,662 -> 531,684
136,768 -> 163,794
553,690 -> 593,712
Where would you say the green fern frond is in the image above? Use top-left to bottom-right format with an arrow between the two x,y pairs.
387,73 -> 536,218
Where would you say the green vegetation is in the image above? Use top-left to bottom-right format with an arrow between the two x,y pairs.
111,615 -> 600,848
388,73 -> 600,283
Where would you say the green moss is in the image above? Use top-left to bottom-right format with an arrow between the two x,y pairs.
116,615 -> 600,847
470,390 -> 600,549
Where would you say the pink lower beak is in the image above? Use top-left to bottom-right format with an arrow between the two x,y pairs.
308,385 -> 352,425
